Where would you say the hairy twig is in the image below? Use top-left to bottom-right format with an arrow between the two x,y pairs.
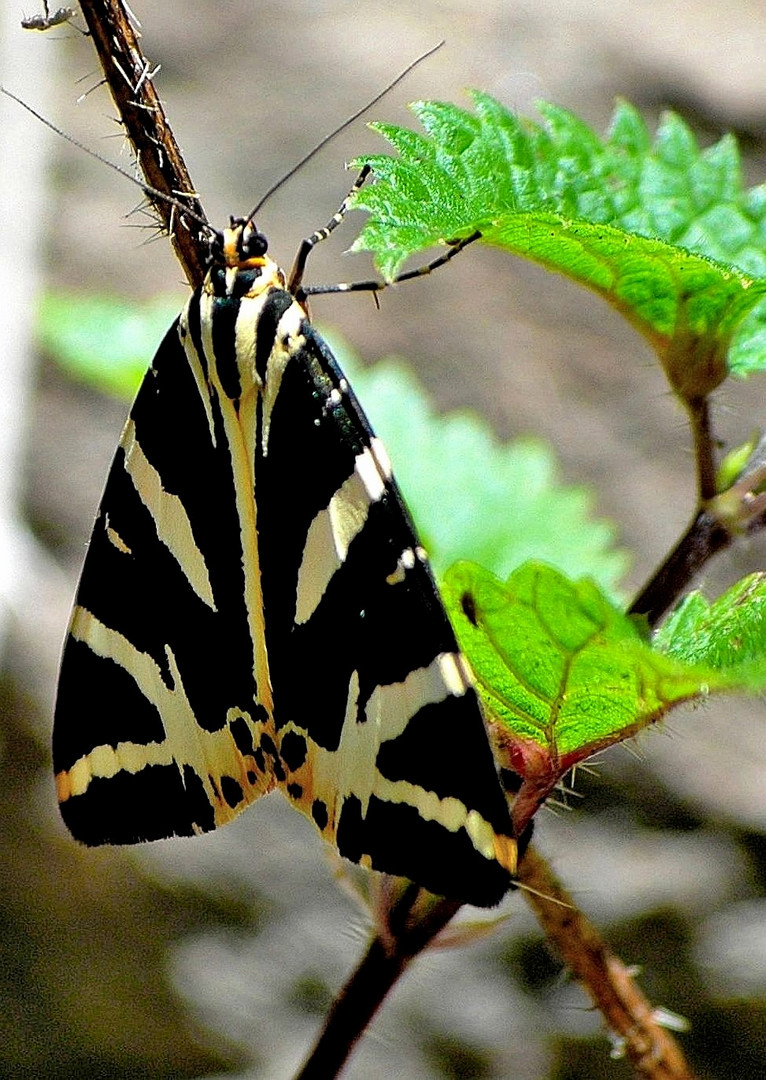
685,396 -> 717,503
295,883 -> 462,1080
630,434 -> 766,624
77,0 -> 208,285
519,847 -> 698,1080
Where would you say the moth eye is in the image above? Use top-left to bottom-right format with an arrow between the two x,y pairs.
240,228 -> 268,260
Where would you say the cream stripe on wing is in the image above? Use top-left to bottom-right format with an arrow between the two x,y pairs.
121,418 -> 216,610
294,443 -> 389,625
364,651 -> 472,741
290,651 -> 471,814
179,307 -> 218,447
260,302 -> 307,456
199,290 -> 274,714
281,652 -> 506,865
56,607 -> 274,820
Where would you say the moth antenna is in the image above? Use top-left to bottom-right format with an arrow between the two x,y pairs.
1,86 -> 213,237
246,40 -> 445,223
4,40 -> 443,244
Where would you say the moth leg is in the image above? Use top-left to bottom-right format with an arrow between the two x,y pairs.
287,165 -> 372,293
300,229 -> 482,301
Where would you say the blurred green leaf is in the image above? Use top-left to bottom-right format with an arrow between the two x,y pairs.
654,573 -> 766,684
38,292 -> 181,398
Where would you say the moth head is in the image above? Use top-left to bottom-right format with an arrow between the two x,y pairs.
207,218 -> 284,297
209,218 -> 268,268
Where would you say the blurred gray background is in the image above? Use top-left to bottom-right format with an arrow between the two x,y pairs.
2,1 -> 766,1077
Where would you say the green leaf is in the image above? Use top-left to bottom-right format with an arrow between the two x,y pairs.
38,291 -> 182,398
445,561 -> 706,756
442,561 -> 766,825
351,93 -> 766,396
481,216 -> 761,400
323,334 -> 628,592
654,573 -> 766,685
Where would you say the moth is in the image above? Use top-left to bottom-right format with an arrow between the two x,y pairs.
50,161 -> 516,907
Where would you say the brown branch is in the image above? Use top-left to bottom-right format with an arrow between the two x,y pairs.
294,883 -> 462,1080
684,395 -> 717,503
518,847 -> 698,1080
628,507 -> 731,625
297,845 -> 701,1080
76,0 -> 208,285
630,439 -> 766,625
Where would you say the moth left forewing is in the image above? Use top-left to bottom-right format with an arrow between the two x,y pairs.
249,312 -> 514,903
53,310 -> 279,844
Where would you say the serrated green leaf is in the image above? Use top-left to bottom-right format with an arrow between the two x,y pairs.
654,573 -> 766,684
442,561 -> 766,827
39,291 -> 182,398
654,110 -> 699,172
444,561 -> 712,758
324,335 -> 627,592
727,298 -> 766,376
412,100 -> 482,156
607,99 -> 651,159
351,93 -> 766,391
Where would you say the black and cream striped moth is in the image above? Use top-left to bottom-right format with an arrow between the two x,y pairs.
53,219 -> 516,907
